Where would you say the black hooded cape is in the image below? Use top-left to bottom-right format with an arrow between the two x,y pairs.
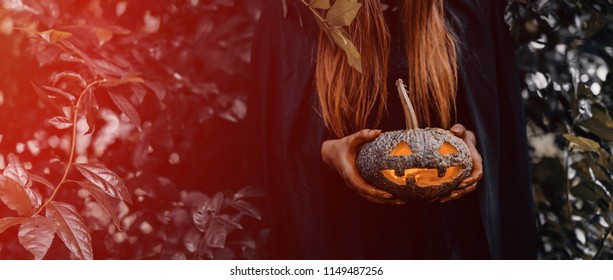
248,0 -> 537,259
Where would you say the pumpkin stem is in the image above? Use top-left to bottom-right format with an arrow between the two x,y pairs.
396,79 -> 420,129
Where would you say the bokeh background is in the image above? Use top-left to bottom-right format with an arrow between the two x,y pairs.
0,0 -> 612,259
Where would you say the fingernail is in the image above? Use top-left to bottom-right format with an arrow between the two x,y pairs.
395,201 -> 405,205
370,130 -> 380,136
383,193 -> 393,199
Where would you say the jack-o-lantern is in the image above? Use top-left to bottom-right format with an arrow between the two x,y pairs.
356,79 -> 473,200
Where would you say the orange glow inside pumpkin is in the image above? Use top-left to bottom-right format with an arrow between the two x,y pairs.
438,142 -> 458,154
388,141 -> 413,156
382,140 -> 464,187
381,166 -> 464,187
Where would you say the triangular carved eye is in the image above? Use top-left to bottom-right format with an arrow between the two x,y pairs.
438,141 -> 458,155
389,141 -> 413,156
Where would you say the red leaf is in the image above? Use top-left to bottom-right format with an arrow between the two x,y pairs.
92,27 -> 113,46
46,202 -> 93,260
0,175 -> 33,216
217,214 -> 243,230
234,185 -> 265,200
144,80 -> 166,100
18,216 -> 55,260
3,154 -> 40,209
36,46 -> 62,67
108,91 -> 141,129
48,116 -> 73,129
52,71 -> 86,88
0,217 -> 27,234
76,180 -> 122,229
89,59 -> 125,77
28,172 -> 55,191
82,90 -> 99,135
42,86 -> 76,104
38,29 -> 72,43
182,192 -> 208,209
3,154 -> 32,188
205,220 -> 227,248
32,83 -> 65,117
130,84 -> 147,105
183,228 -> 203,253
207,192 -> 224,213
229,200 -> 261,220
193,208 -> 212,232
74,163 -> 131,204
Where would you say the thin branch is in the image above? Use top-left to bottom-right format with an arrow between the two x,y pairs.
594,222 -> 613,259
565,147 -> 572,221
33,80 -> 105,216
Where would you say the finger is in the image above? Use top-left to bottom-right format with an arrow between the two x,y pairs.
459,140 -> 483,188
362,195 -> 407,205
440,184 -> 477,203
449,124 -> 466,138
465,130 -> 477,146
349,129 -> 381,148
350,172 -> 395,199
339,166 -> 394,199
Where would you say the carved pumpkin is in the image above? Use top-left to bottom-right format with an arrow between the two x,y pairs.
355,79 -> 472,200
356,128 -> 472,200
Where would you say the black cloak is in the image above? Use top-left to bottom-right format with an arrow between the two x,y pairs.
248,0 -> 537,259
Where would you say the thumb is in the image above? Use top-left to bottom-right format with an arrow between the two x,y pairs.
350,129 -> 381,146
449,124 -> 466,138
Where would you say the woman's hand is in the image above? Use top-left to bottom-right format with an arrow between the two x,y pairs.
434,124 -> 484,203
321,129 -> 407,205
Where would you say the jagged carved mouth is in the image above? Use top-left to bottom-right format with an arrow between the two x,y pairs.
381,166 -> 464,187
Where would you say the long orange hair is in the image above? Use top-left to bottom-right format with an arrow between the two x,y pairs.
315,0 -> 458,138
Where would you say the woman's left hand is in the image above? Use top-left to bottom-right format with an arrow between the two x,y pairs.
433,123 -> 483,203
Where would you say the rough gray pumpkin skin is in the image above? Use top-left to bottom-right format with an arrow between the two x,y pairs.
356,128 -> 473,200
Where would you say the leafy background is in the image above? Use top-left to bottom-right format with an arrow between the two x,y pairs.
1,0 -> 612,259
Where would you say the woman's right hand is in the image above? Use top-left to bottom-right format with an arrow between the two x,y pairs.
321,129 -> 407,205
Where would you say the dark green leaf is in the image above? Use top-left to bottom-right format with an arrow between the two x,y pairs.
577,102 -> 613,141
18,216 -> 55,260
46,202 -> 93,260
563,134 -> 600,152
